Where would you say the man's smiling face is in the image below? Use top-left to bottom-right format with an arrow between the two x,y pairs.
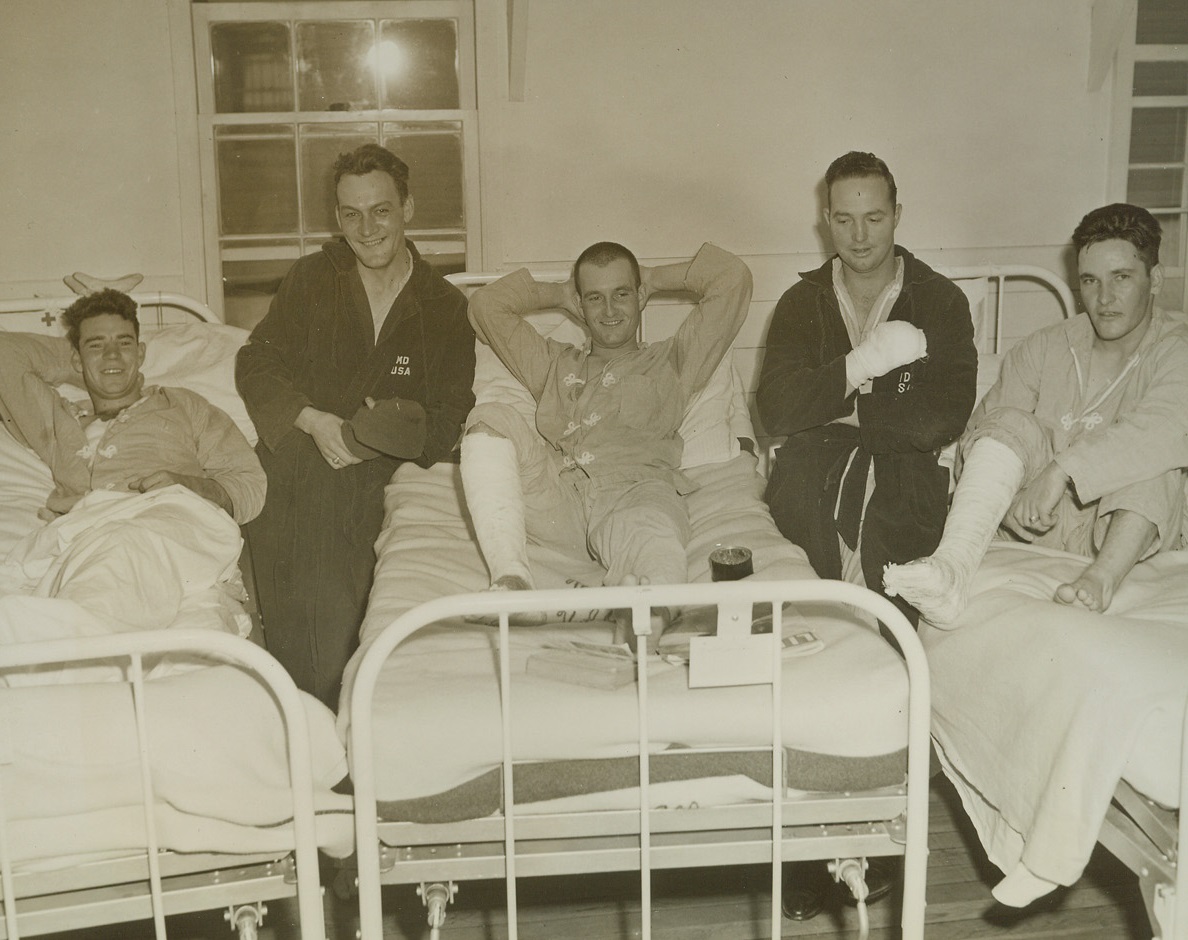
72,312 -> 146,412
576,257 -> 645,357
335,170 -> 414,272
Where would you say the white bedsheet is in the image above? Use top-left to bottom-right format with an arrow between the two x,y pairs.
2,664 -> 352,864
341,454 -> 910,808
922,541 -> 1188,905
0,487 -> 248,685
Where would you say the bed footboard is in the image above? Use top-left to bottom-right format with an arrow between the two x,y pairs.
0,630 -> 328,940
349,578 -> 931,940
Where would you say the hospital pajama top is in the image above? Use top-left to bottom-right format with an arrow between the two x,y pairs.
0,332 -> 264,523
966,305 -> 1188,551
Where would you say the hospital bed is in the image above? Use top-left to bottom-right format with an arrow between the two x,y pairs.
911,266 -> 1187,940
0,293 -> 353,939
341,273 -> 933,939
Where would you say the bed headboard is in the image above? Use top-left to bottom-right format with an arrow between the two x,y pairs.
0,292 -> 220,336
933,264 -> 1076,355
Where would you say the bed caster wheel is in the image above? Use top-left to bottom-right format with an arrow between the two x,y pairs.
225,902 -> 266,940
418,881 -> 459,937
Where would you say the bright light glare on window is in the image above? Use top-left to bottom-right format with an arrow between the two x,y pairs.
366,39 -> 407,79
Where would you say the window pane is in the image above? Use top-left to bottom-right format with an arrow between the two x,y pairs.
1154,213 -> 1184,266
1129,107 -> 1188,162
217,136 -> 299,235
297,21 -> 377,112
300,125 -> 380,232
409,233 -> 466,275
211,22 -> 293,113
379,19 -> 460,109
1128,167 -> 1184,207
384,125 -> 463,229
1134,61 -> 1188,96
1137,0 -> 1188,44
1160,277 -> 1185,310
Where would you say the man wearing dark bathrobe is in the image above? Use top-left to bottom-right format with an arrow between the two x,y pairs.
236,144 -> 475,707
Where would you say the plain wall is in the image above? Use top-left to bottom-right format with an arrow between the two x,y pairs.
476,0 -> 1111,272
0,0 -> 204,301
0,0 -> 1113,344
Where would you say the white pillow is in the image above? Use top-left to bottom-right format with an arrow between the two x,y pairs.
50,322 -> 258,446
472,310 -> 746,468
142,323 -> 257,446
0,424 -> 54,555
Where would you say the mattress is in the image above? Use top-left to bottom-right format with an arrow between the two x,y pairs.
342,452 -> 911,822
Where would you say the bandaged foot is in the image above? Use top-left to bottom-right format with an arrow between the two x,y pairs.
882,555 -> 968,626
611,574 -> 673,651
64,272 -> 144,295
882,437 -> 1024,628
1054,564 -> 1114,612
466,574 -> 549,626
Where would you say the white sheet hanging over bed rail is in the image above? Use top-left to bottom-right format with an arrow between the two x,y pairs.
923,541 -> 1188,906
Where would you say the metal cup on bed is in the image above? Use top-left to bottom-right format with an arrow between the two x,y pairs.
709,544 -> 753,582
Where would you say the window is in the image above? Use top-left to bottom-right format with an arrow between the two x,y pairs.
1117,0 -> 1188,312
192,2 -> 477,326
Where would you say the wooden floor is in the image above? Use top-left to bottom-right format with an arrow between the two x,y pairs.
41,775 -> 1154,939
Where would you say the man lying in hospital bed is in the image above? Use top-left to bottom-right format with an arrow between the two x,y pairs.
461,241 -> 751,640
881,202 -> 1188,907
0,287 -> 353,881
0,287 -> 265,665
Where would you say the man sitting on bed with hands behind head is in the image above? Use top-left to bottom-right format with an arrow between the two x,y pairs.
462,241 -> 752,642
0,287 -> 264,523
884,202 -> 1188,623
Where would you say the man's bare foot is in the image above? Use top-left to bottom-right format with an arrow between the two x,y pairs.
882,555 -> 968,627
611,574 -> 673,650
465,574 -> 548,625
1054,565 -> 1115,612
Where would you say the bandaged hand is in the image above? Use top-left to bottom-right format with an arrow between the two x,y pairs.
845,321 -> 928,389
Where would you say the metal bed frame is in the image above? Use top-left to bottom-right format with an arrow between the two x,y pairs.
349,578 -> 932,940
0,629 -> 327,940
1096,697 -> 1188,940
0,291 -> 326,938
0,292 -> 223,330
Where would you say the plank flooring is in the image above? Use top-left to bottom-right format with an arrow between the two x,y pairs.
36,775 -> 1154,939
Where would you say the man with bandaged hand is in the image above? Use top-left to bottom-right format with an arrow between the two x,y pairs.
755,150 -> 977,923
757,151 -> 976,628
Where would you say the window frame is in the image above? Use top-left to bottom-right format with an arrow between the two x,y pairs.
191,0 -> 479,319
1109,5 -> 1188,313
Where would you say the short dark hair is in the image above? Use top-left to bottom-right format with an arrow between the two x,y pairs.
1072,203 -> 1162,272
573,242 -> 641,294
825,151 -> 898,208
61,288 -> 139,350
332,143 -> 410,203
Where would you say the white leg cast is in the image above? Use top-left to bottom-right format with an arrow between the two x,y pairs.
461,431 -> 548,625
461,431 -> 533,588
882,437 -> 1024,626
